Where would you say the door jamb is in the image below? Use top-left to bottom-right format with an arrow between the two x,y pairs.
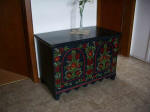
97,0 -> 136,56
22,0 -> 39,82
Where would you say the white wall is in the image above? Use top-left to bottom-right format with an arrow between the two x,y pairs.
31,0 -> 97,77
31,0 -> 97,33
130,0 -> 150,63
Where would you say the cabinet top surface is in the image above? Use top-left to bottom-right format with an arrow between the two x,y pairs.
35,26 -> 120,46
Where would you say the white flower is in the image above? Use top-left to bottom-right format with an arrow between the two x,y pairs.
87,0 -> 93,2
79,0 -> 93,6
78,0 -> 92,2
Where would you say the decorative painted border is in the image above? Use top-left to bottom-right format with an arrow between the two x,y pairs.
56,73 -> 115,94
54,37 -> 119,92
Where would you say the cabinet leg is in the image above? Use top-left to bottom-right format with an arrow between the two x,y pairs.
99,78 -> 103,82
83,84 -> 88,87
41,78 -> 45,83
110,74 -> 116,80
55,94 -> 60,100
75,87 -> 80,90
91,81 -> 96,84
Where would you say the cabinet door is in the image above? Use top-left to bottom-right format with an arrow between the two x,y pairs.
94,37 -> 119,77
52,37 -> 119,92
53,43 -> 86,91
94,39 -> 113,77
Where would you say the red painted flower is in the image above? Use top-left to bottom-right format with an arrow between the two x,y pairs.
75,53 -> 80,59
87,69 -> 93,75
75,70 -> 81,76
100,48 -> 104,53
112,38 -> 116,42
112,62 -> 116,66
88,50 -> 93,56
67,73 -> 72,78
71,63 -> 76,68
103,56 -> 106,59
105,62 -> 110,67
99,57 -> 103,62
83,43 -> 87,48
83,79 -> 86,81
87,59 -> 93,65
56,79 -> 61,84
59,48 -> 64,54
87,59 -> 90,65
95,42 -> 99,46
67,55 -> 72,61
93,75 -> 97,78
115,43 -> 118,48
107,47 -> 110,52
56,66 -> 60,72
55,56 -> 60,62
77,64 -> 81,68
99,64 -> 103,69
61,85 -> 64,88
110,68 -> 113,72
67,66 -> 71,70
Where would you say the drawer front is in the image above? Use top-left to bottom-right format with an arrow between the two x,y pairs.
53,37 -> 119,92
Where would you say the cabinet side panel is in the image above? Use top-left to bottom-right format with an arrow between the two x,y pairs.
37,40 -> 55,96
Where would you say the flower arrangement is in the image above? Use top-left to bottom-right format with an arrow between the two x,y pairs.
79,0 -> 93,28
70,0 -> 93,35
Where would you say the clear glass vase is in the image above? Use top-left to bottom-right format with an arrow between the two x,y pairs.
80,12 -> 83,29
79,5 -> 84,29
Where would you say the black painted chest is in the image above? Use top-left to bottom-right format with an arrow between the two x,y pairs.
35,26 -> 121,100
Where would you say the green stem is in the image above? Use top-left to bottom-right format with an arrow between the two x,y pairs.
79,2 -> 86,28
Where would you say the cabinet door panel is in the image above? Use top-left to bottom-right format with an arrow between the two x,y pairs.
61,48 -> 86,83
53,43 -> 86,90
53,37 -> 119,91
95,40 -> 112,75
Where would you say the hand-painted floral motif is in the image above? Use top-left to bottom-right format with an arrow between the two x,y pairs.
53,37 -> 119,90
98,43 -> 111,71
54,48 -> 63,89
84,42 -> 96,79
64,50 -> 83,81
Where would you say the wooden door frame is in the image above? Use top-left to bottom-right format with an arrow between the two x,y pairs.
97,0 -> 103,27
97,0 -> 136,56
22,0 -> 39,82
120,0 -> 136,56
